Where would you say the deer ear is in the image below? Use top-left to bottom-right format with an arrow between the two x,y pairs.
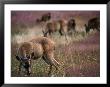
16,55 -> 21,61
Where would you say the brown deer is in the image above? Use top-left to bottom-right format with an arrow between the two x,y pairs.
42,19 -> 68,42
16,37 -> 60,76
67,18 -> 76,36
36,12 -> 51,23
84,17 -> 100,33
42,18 -> 76,42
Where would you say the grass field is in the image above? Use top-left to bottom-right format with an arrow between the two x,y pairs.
11,11 -> 100,77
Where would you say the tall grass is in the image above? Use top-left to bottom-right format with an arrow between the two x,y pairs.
11,24 -> 100,77
11,11 -> 100,77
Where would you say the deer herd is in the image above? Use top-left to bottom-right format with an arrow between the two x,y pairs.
15,12 -> 100,76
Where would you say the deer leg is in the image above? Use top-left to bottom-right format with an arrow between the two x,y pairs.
48,65 -> 52,76
44,32 -> 48,37
42,30 -> 49,37
18,62 -> 22,75
42,55 -> 52,76
64,33 -> 68,44
24,59 -> 31,76
59,29 -> 63,36
49,32 -> 51,37
42,54 -> 59,76
49,30 -> 54,38
26,67 -> 31,76
24,63 -> 31,76
28,59 -> 32,76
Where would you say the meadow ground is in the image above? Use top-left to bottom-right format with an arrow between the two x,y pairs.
11,23 -> 100,77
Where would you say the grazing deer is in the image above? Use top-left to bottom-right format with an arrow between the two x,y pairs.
42,19 -> 68,42
16,37 -> 60,76
67,18 -> 76,36
84,17 -> 100,33
36,12 -> 51,23
42,18 -> 76,36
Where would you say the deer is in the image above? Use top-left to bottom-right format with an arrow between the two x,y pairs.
36,12 -> 51,23
15,37 -> 60,76
84,17 -> 100,33
67,18 -> 76,36
42,19 -> 68,42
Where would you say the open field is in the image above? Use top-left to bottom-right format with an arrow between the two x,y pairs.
11,11 -> 100,77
